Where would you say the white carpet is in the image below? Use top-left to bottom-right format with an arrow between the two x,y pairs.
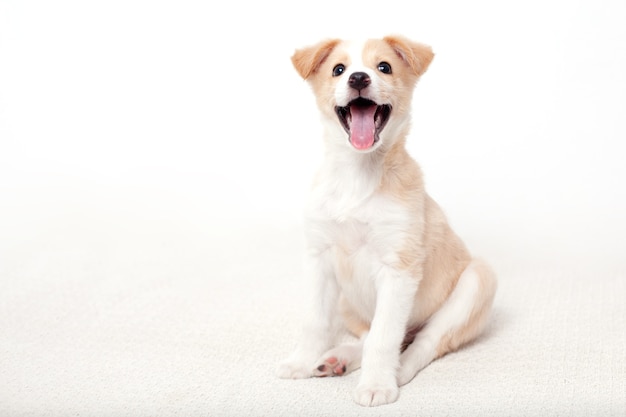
1,189 -> 624,417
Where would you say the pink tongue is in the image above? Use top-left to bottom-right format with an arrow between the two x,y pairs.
349,104 -> 377,150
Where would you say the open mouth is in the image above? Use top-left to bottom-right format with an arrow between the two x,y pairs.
335,97 -> 392,150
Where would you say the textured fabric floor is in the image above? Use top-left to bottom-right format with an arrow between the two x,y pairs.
1,191 -> 624,417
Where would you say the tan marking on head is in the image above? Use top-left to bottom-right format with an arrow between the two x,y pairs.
291,40 -> 351,121
358,38 -> 434,134
383,35 -> 434,77
291,39 -> 342,80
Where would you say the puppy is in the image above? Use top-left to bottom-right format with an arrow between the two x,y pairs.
277,35 -> 497,407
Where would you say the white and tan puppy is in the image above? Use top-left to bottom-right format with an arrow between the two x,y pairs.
277,35 -> 497,407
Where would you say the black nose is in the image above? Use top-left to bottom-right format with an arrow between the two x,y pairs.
348,72 -> 371,91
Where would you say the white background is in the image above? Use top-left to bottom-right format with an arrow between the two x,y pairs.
1,0 -> 625,271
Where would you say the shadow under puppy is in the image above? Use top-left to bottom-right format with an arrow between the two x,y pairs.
277,35 -> 497,407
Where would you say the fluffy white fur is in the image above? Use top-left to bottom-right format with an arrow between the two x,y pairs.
277,35 -> 497,407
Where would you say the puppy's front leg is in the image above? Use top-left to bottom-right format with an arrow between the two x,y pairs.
354,267 -> 417,407
277,250 -> 339,379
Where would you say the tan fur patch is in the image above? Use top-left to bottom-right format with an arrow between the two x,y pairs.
378,142 -> 474,327
383,35 -> 434,77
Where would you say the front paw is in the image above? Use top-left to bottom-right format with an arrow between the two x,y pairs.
353,382 -> 399,407
276,358 -> 314,379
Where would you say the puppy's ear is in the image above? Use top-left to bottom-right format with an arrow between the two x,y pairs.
383,35 -> 434,77
291,39 -> 341,80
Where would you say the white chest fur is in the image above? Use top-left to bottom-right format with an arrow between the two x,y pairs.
304,154 -> 411,321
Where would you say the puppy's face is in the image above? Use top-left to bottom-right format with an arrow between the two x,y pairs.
292,36 -> 434,152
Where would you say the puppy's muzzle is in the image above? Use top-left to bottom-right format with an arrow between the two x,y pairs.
335,72 -> 391,151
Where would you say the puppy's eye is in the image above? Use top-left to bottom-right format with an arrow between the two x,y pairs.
332,64 -> 345,77
377,62 -> 392,74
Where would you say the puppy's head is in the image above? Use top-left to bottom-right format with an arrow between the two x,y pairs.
292,36 -> 434,152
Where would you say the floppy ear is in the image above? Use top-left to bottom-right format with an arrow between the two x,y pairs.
383,35 -> 434,77
291,39 -> 341,80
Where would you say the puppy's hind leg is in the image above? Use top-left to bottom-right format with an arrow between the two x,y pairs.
397,259 -> 497,386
